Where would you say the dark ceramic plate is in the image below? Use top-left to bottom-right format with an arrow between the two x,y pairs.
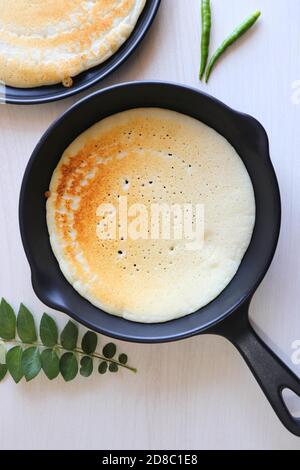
5,0 -> 161,105
19,82 -> 300,436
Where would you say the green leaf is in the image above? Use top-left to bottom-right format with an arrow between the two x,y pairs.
41,349 -> 60,380
118,354 -> 128,365
0,299 -> 16,340
81,331 -> 97,354
109,363 -> 119,373
98,361 -> 108,374
0,364 -> 7,382
60,353 -> 78,382
6,346 -> 23,383
40,313 -> 58,347
80,356 -> 93,377
17,304 -> 37,343
0,343 -> 6,364
102,343 -> 117,359
60,321 -> 78,351
21,347 -> 42,382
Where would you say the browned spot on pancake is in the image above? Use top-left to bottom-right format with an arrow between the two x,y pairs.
51,114 -> 191,311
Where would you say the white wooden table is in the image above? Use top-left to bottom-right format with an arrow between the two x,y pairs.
1,0 -> 300,450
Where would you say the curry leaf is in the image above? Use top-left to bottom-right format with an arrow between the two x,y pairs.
0,299 -> 16,340
80,356 -> 93,377
60,321 -> 78,351
98,361 -> 108,375
41,349 -> 60,380
109,363 -> 119,373
60,352 -> 78,382
17,304 -> 37,343
81,331 -> 97,355
22,347 -> 41,382
118,354 -> 128,365
6,346 -> 23,383
103,343 -> 117,359
40,313 -> 58,347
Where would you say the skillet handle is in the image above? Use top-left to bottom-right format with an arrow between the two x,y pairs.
212,301 -> 300,436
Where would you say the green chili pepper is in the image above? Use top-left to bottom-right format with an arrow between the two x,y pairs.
205,10 -> 261,83
199,0 -> 212,81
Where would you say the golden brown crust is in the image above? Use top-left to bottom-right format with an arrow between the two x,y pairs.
0,0 -> 146,88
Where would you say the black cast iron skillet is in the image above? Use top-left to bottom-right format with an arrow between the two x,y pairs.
19,82 -> 300,436
5,0 -> 160,105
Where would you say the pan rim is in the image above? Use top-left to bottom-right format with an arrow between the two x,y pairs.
19,81 -> 282,343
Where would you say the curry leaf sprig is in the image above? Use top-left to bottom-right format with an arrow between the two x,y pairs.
0,299 -> 136,383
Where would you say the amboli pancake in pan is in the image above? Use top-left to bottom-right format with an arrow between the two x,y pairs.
46,108 -> 256,323
0,0 -> 146,88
